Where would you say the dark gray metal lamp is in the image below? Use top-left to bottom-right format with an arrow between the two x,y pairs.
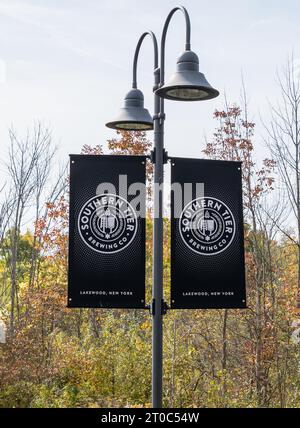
106,31 -> 158,131
105,5 -> 219,408
105,88 -> 153,130
155,50 -> 219,101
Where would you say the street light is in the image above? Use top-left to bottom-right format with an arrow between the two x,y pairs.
106,30 -> 158,131
105,88 -> 153,130
106,5 -> 219,408
155,50 -> 219,101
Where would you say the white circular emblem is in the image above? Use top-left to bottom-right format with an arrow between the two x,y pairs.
78,193 -> 138,254
179,197 -> 236,255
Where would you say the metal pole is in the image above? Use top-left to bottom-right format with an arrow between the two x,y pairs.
129,7 -> 192,408
151,5 -> 190,408
152,86 -> 164,408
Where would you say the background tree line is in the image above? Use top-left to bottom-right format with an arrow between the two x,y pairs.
0,57 -> 299,408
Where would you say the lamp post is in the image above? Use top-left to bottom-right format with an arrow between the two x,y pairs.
106,5 -> 219,408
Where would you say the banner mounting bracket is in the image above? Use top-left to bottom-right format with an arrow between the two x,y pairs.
162,300 -> 169,315
150,148 -> 168,164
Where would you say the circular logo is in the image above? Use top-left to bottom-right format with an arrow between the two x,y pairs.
179,197 -> 236,255
78,193 -> 138,254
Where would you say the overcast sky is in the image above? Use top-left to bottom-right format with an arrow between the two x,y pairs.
0,0 -> 299,164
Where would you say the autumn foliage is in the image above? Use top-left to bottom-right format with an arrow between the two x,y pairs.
0,115 -> 299,409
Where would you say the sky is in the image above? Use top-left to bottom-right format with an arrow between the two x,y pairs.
0,0 -> 300,166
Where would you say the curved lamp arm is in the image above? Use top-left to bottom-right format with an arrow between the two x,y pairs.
160,5 -> 191,86
132,31 -> 159,89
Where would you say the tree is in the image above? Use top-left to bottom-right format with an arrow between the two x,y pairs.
203,93 -> 277,407
3,123 -> 66,336
1,124 -> 300,408
264,55 -> 300,308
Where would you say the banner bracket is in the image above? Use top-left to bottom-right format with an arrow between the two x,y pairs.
150,298 -> 155,315
150,148 -> 168,164
148,299 -> 168,315
163,150 -> 169,164
162,300 -> 169,315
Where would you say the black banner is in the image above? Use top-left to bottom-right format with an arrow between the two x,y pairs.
68,155 -> 146,308
171,157 -> 246,309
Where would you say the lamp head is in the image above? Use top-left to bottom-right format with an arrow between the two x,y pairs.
106,88 -> 153,131
155,50 -> 219,101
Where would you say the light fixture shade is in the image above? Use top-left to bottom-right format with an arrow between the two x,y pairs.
106,88 -> 153,130
155,50 -> 219,101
